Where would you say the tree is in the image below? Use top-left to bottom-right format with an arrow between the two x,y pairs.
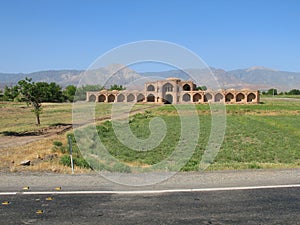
0,89 -> 4,101
63,85 -> 76,102
109,84 -> 126,91
3,85 -> 20,101
266,88 -> 277,95
196,85 -> 207,91
287,89 -> 300,95
33,82 -> 64,102
17,77 -> 44,125
45,82 -> 65,102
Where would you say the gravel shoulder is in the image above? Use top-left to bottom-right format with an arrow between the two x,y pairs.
1,168 -> 299,192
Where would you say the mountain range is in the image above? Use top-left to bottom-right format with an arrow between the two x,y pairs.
1,65 -> 299,91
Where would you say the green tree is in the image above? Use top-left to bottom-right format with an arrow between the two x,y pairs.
17,77 -> 44,125
287,89 -> 300,95
45,82 -> 65,102
0,89 -> 4,101
63,85 -> 77,102
109,84 -> 126,91
3,85 -> 20,101
33,82 -> 64,102
196,85 -> 207,91
266,88 -> 277,95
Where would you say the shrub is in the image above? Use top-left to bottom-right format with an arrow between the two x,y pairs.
73,157 -> 90,168
53,141 -> 63,147
60,155 -> 90,169
60,155 -> 71,167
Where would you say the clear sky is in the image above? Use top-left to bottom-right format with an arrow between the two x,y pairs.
0,0 -> 299,73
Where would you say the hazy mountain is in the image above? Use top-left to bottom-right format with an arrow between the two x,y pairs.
0,65 -> 142,89
0,70 -> 83,88
141,66 -> 300,90
226,66 -> 300,90
1,65 -> 300,91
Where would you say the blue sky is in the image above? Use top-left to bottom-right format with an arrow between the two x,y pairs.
0,0 -> 299,73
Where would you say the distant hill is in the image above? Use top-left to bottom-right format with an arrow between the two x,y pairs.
0,70 -> 83,88
141,66 -> 300,91
1,65 -> 300,91
226,66 -> 300,90
0,64 -> 141,89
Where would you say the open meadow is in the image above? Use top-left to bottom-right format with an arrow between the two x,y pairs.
0,98 -> 300,173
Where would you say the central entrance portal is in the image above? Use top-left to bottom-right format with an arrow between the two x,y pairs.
164,94 -> 173,104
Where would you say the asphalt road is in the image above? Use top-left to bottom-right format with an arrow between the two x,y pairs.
1,169 -> 300,224
1,187 -> 300,225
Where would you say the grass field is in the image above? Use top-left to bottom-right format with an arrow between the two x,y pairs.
1,97 -> 300,172
0,102 -> 148,133
0,102 -> 73,133
262,94 -> 300,99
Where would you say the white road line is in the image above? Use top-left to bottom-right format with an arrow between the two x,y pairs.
0,192 -> 18,195
0,184 -> 300,196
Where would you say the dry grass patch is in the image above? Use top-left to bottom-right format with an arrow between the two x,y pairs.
0,132 -> 90,173
0,102 -> 72,133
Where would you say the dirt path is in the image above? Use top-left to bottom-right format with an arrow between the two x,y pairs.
0,125 -> 72,149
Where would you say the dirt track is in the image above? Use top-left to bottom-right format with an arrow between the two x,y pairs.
0,124 -> 72,149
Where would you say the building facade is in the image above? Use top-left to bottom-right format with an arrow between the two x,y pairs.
86,78 -> 260,104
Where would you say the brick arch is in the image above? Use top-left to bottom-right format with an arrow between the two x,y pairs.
147,84 -> 155,91
236,93 -> 245,102
225,93 -> 234,102
204,93 -> 213,102
193,93 -> 202,102
98,94 -> 106,102
247,93 -> 256,102
88,94 -> 96,102
127,93 -> 135,102
117,94 -> 125,102
162,82 -> 174,92
108,94 -> 115,103
215,93 -> 224,102
137,93 -> 145,102
147,94 -> 155,102
164,94 -> 173,104
182,83 -> 191,91
182,93 -> 191,102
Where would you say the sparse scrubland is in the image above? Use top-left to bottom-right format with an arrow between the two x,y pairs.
0,97 -> 299,173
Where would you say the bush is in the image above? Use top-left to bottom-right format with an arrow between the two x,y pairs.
60,155 -> 90,169
53,141 -> 63,147
73,157 -> 90,168
52,140 -> 66,153
60,155 -> 71,167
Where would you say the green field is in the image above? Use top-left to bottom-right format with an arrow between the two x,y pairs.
70,98 -> 300,172
1,98 -> 300,172
262,94 -> 300,99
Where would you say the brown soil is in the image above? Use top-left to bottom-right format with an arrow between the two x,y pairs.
0,124 -> 76,173
0,124 -> 72,149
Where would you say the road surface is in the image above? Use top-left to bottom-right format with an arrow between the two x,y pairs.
1,187 -> 300,225
1,169 -> 299,224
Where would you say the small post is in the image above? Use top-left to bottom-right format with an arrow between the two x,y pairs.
68,135 -> 74,174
